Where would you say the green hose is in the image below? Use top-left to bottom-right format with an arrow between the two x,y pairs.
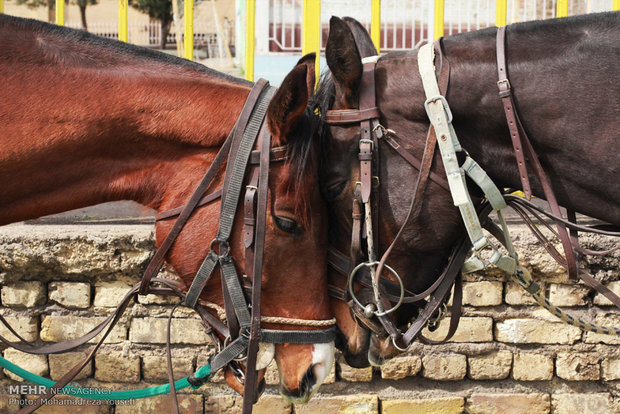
0,355 -> 211,400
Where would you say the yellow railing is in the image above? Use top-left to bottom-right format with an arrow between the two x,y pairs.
55,0 -> 64,25
556,0 -> 568,17
433,0 -> 444,40
371,0 -> 381,53
245,0 -> 255,81
118,0 -> 128,42
302,0 -> 321,85
184,0 -> 193,60
496,0 -> 507,26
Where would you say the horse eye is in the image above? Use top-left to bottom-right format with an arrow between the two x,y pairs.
274,216 -> 300,234
324,180 -> 346,201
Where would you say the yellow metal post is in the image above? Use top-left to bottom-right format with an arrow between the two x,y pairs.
302,0 -> 321,85
245,0 -> 255,81
556,0 -> 568,17
614,0 -> 619,11
371,0 -> 381,53
433,0 -> 444,40
118,0 -> 128,42
495,0 -> 507,26
184,0 -> 193,60
55,0 -> 64,25
0,0 -> 4,14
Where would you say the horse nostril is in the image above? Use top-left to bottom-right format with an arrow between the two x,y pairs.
299,364 -> 317,396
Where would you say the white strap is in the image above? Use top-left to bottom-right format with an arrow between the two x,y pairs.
417,44 -> 517,275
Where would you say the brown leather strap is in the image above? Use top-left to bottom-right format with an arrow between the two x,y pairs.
496,27 -> 579,281
496,26 -> 532,200
242,125 -> 271,414
325,107 -> 381,125
383,132 -> 450,192
140,81 -> 270,295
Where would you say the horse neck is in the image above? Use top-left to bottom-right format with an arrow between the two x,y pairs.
440,20 -> 620,225
0,63 -> 251,225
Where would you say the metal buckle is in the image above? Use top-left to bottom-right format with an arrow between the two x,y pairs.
423,95 -> 453,124
359,138 -> 374,150
496,78 -> 511,89
246,185 -> 258,191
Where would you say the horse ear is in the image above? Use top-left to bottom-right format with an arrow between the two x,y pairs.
267,53 -> 315,143
342,16 -> 378,58
326,16 -> 363,107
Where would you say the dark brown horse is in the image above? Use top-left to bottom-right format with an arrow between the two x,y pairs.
318,12 -> 619,365
0,15 -> 333,403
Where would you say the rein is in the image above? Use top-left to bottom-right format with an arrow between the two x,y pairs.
324,27 -> 620,351
1,79 -> 335,414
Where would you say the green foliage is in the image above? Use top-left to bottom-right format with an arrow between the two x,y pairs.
129,0 -> 173,24
15,0 -> 50,10
74,0 -> 98,7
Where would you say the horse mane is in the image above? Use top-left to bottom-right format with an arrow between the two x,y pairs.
280,101 -> 325,225
0,14 -> 251,85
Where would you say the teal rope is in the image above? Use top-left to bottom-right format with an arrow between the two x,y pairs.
0,355 -> 211,400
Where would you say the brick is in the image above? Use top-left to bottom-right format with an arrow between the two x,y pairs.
549,284 -> 589,306
468,350 -> 512,380
463,281 -> 503,306
380,355 -> 422,380
40,316 -> 126,344
48,282 -> 91,309
3,349 -> 48,381
93,282 -> 133,307
204,395 -> 292,414
142,356 -> 194,381
422,317 -> 493,343
0,393 -> 21,413
382,397 -> 464,414
495,318 -> 581,344
116,394 -> 202,413
49,352 -> 93,381
1,281 -> 46,307
512,353 -> 554,381
583,314 -> 620,344
295,394 -> 378,414
94,352 -> 140,383
556,352 -> 600,381
422,354 -> 466,381
505,282 -> 539,305
552,393 -> 612,414
27,395 -> 111,413
137,293 -> 178,305
602,357 -> 620,381
338,360 -> 373,382
467,393 -> 550,414
593,281 -> 620,306
129,318 -> 210,345
0,315 -> 39,342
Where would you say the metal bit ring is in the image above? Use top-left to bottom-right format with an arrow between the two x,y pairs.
348,261 -> 405,318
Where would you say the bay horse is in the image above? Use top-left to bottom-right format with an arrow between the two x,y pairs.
0,14 -> 333,406
318,13 -> 619,366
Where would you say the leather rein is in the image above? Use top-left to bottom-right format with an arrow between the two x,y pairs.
323,28 -> 620,351
2,79 -> 336,414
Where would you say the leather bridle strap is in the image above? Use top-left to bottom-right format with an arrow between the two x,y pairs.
139,80 -> 270,295
242,124 -> 271,414
496,26 -> 579,280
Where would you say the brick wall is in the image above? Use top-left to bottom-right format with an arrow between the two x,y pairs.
0,223 -> 618,413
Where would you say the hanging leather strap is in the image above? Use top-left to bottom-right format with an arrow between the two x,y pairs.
496,26 -> 579,280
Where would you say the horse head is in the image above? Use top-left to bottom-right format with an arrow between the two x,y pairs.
151,56 -> 334,402
318,16 -> 463,366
